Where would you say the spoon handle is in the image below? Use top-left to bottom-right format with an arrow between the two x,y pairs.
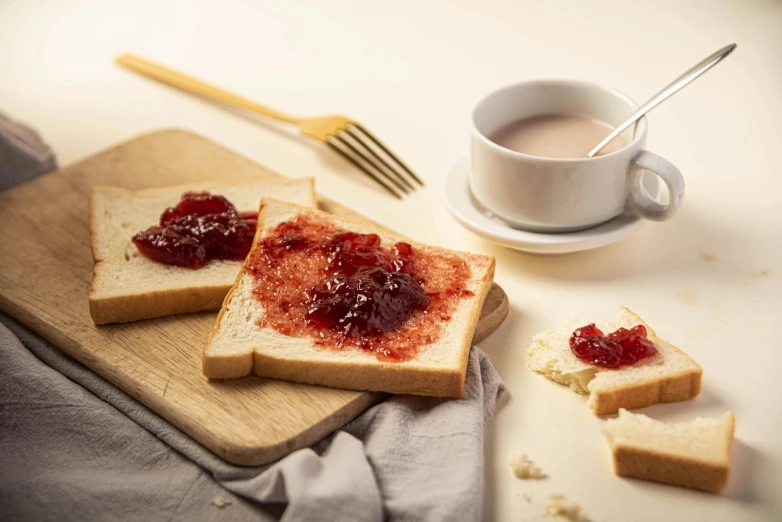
587,43 -> 737,157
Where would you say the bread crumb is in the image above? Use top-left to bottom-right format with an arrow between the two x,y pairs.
748,269 -> 772,281
210,496 -> 232,508
522,492 -> 532,503
673,288 -> 700,305
544,494 -> 586,521
509,453 -> 544,479
698,251 -> 718,263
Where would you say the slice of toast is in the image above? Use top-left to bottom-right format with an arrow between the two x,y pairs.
203,198 -> 495,397
89,178 -> 316,324
527,306 -> 702,415
602,409 -> 735,493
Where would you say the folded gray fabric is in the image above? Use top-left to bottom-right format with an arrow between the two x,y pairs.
0,112 -> 56,189
0,316 -> 503,522
0,119 -> 504,521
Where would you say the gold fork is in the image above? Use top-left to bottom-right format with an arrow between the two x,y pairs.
116,54 -> 422,199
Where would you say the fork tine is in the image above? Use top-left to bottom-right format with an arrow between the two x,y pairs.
342,128 -> 416,192
350,123 -> 425,187
326,138 -> 403,199
331,135 -> 411,195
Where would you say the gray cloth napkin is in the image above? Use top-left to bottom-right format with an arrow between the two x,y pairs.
0,119 -> 505,521
0,317 -> 503,522
0,113 -> 56,188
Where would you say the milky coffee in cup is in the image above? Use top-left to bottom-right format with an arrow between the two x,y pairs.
490,114 -> 628,159
470,80 -> 685,232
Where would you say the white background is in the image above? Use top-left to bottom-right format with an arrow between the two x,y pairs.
2,1 -> 781,520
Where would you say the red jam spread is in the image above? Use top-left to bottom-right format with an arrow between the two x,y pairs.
569,323 -> 657,368
132,192 -> 257,269
246,216 -> 475,362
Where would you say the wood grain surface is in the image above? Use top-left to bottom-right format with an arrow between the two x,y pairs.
0,129 -> 509,466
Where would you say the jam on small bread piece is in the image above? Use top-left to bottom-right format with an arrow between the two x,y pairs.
246,216 -> 475,362
569,323 -> 657,368
132,192 -> 257,269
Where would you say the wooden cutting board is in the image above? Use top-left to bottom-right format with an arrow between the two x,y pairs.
0,129 -> 508,466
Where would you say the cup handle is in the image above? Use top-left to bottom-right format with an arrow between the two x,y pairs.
625,150 -> 685,221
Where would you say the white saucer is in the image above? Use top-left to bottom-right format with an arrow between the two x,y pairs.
443,157 -> 654,255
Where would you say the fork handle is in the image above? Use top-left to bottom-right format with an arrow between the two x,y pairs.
116,54 -> 301,124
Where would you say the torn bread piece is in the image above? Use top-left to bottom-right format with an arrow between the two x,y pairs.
527,306 -> 702,415
89,178 -> 316,324
602,409 -> 735,493
203,198 -> 495,397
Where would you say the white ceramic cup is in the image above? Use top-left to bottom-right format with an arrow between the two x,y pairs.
469,80 -> 684,232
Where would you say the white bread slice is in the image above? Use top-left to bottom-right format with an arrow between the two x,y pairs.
89,178 -> 316,324
602,409 -> 735,493
527,306 -> 702,415
203,198 -> 495,397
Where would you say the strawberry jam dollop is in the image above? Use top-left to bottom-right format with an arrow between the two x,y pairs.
569,323 -> 657,368
305,232 -> 430,337
246,216 -> 475,362
132,192 -> 256,269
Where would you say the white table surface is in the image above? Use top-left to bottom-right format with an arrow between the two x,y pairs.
2,1 -> 781,520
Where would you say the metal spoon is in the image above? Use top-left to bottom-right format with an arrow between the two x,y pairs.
587,43 -> 737,157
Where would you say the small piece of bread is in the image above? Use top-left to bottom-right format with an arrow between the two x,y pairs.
89,178 -> 316,324
203,198 -> 495,397
509,453 -> 544,479
209,496 -> 232,508
602,409 -> 735,493
544,494 -> 587,522
527,306 -> 702,415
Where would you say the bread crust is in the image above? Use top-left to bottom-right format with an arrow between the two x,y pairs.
588,307 -> 703,415
590,369 -> 702,415
202,198 -> 496,397
90,285 -> 231,325
88,178 -> 316,324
